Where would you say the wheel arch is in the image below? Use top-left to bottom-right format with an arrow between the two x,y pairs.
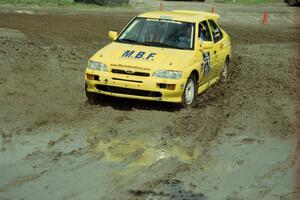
225,55 -> 230,64
190,69 -> 200,84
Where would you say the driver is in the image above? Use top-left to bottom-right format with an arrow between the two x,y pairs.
177,24 -> 192,48
199,23 -> 208,41
143,22 -> 163,43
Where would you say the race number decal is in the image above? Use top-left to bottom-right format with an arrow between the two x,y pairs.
202,52 -> 211,77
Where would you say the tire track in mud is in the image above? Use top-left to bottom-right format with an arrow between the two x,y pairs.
0,170 -> 48,192
162,54 -> 242,154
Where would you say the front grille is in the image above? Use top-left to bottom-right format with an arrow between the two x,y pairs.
112,78 -> 142,83
111,69 -> 150,77
96,85 -> 162,97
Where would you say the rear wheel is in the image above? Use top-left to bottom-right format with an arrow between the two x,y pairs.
181,74 -> 197,108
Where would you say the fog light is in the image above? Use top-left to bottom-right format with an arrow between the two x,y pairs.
157,83 -> 166,89
94,75 -> 100,81
166,84 -> 176,90
157,83 -> 176,90
87,74 -> 94,80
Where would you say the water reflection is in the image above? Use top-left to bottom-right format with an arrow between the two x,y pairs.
86,131 -> 199,167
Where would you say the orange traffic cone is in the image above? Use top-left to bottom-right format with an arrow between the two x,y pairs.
211,7 -> 215,13
263,12 -> 268,25
160,1 -> 163,11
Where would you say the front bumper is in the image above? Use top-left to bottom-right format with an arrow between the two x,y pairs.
85,69 -> 186,103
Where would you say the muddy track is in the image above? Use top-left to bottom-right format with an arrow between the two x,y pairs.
0,3 -> 298,200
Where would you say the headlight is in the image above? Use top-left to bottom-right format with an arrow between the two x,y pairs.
152,70 -> 182,79
88,61 -> 108,71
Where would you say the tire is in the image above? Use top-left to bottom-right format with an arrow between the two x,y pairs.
74,0 -> 129,6
181,74 -> 197,108
85,84 -> 98,105
286,0 -> 300,5
220,58 -> 229,83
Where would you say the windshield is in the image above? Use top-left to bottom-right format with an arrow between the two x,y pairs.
116,17 -> 195,50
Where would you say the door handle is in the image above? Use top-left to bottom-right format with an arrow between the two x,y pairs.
214,51 -> 217,54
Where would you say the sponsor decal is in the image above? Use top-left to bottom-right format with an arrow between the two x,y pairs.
121,50 -> 157,61
159,15 -> 173,20
202,52 -> 211,77
111,63 -> 151,71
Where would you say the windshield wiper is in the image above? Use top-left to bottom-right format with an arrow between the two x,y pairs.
143,41 -> 186,50
117,38 -> 149,46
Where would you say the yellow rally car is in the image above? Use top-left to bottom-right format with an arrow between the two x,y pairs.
85,10 -> 231,107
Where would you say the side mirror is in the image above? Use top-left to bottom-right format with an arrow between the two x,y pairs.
108,31 -> 118,41
199,40 -> 213,50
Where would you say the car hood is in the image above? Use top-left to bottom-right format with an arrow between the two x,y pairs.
90,42 -> 195,73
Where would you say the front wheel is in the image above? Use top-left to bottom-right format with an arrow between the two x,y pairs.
85,84 -> 98,105
181,74 -> 197,108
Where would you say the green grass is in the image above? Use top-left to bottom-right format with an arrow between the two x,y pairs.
0,0 -> 75,6
0,0 -> 131,8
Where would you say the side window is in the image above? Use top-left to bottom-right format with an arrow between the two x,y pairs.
198,20 -> 212,42
208,20 -> 223,43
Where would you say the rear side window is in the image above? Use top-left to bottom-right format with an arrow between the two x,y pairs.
208,20 -> 223,43
198,20 -> 212,42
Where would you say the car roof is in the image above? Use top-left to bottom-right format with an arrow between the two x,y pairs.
138,10 -> 220,23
